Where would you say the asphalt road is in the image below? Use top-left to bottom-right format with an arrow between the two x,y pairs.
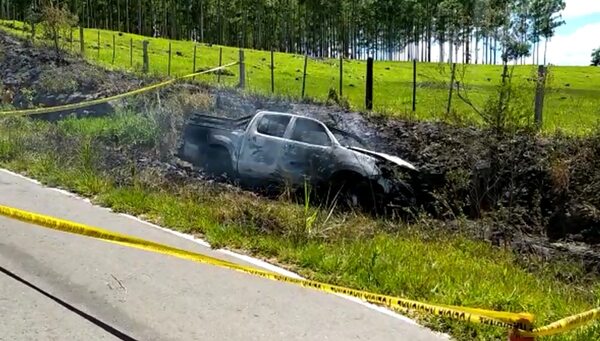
0,170 -> 447,341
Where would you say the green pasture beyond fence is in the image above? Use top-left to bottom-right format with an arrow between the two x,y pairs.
1,20 -> 600,134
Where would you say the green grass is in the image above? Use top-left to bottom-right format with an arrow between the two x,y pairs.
1,112 -> 599,340
57,110 -> 159,146
2,20 -> 600,134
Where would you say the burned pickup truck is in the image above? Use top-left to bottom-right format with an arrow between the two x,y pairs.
178,111 -> 420,211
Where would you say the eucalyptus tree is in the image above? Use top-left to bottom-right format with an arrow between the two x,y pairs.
532,0 -> 565,65
0,0 -> 567,65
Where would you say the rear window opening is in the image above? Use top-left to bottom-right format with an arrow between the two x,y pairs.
257,115 -> 291,138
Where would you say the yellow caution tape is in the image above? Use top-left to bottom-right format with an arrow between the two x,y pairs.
5,204 -> 599,336
0,62 -> 238,116
518,308 -> 600,338
0,203 -> 538,330
2,204 -> 599,337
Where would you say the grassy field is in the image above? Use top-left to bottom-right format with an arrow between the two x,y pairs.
2,20 -> 600,134
1,109 -> 599,340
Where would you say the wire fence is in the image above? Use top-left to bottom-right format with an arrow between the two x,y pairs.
1,20 -> 599,134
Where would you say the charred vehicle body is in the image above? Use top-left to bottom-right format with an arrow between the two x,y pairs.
178,111 -> 423,211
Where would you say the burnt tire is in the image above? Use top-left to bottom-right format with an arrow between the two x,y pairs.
203,146 -> 234,180
334,179 -> 384,213
392,180 -> 417,207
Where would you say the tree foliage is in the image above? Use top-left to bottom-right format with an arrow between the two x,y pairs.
38,1 -> 77,59
1,0 -> 565,64
592,47 -> 600,67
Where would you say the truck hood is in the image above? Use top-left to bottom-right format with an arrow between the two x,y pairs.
348,147 -> 418,171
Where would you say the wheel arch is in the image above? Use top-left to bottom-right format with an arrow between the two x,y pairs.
204,143 -> 236,179
328,169 -> 368,184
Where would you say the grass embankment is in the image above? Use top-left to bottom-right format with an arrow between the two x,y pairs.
2,20 -> 600,134
0,110 -> 598,340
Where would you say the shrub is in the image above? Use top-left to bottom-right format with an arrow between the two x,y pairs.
40,3 -> 77,60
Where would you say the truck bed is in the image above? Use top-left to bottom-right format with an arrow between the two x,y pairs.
189,114 -> 253,131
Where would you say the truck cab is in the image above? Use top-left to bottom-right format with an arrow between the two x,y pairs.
236,111 -> 339,188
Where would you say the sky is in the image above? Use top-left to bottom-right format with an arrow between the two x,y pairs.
546,0 -> 600,66
415,0 -> 600,66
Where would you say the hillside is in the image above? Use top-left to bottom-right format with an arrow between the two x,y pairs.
2,27 -> 600,340
2,20 -> 600,134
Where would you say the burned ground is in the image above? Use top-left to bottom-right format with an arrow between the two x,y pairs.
1,30 -> 599,272
189,88 -> 600,244
0,32 -> 152,119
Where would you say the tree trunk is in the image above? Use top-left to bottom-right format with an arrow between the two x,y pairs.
109,0 -> 113,30
544,37 -> 549,65
421,35 -> 425,62
455,42 -> 459,64
86,0 -> 90,27
427,26 -> 432,62
475,31 -> 479,64
483,35 -> 487,64
52,28 -> 61,61
217,0 -> 222,45
439,35 -> 445,63
465,31 -> 470,64
493,35 -> 497,64
125,0 -> 129,33
117,0 -> 121,31
199,0 -> 204,42
170,0 -> 176,39
136,0 -> 141,34
414,29 -> 419,63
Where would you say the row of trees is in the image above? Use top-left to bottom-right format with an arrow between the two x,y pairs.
2,0 -> 565,65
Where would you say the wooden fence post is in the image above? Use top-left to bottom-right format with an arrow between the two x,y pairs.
301,54 -> 308,98
534,65 -> 547,128
79,26 -> 85,56
193,45 -> 197,73
412,58 -> 417,112
447,63 -> 457,115
270,47 -> 275,93
366,57 -> 373,110
217,47 -> 223,83
238,49 -> 246,89
167,41 -> 172,76
142,40 -> 149,73
112,34 -> 116,64
339,54 -> 343,97
129,38 -> 133,67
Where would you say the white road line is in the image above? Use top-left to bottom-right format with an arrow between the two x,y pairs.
0,168 -> 451,339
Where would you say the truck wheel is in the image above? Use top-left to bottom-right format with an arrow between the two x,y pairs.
204,146 -> 234,180
335,179 -> 383,213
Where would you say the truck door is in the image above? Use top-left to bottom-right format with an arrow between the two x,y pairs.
279,117 -> 334,187
237,114 -> 291,186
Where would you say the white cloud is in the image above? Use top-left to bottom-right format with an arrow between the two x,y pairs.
546,23 -> 600,65
561,0 -> 600,19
